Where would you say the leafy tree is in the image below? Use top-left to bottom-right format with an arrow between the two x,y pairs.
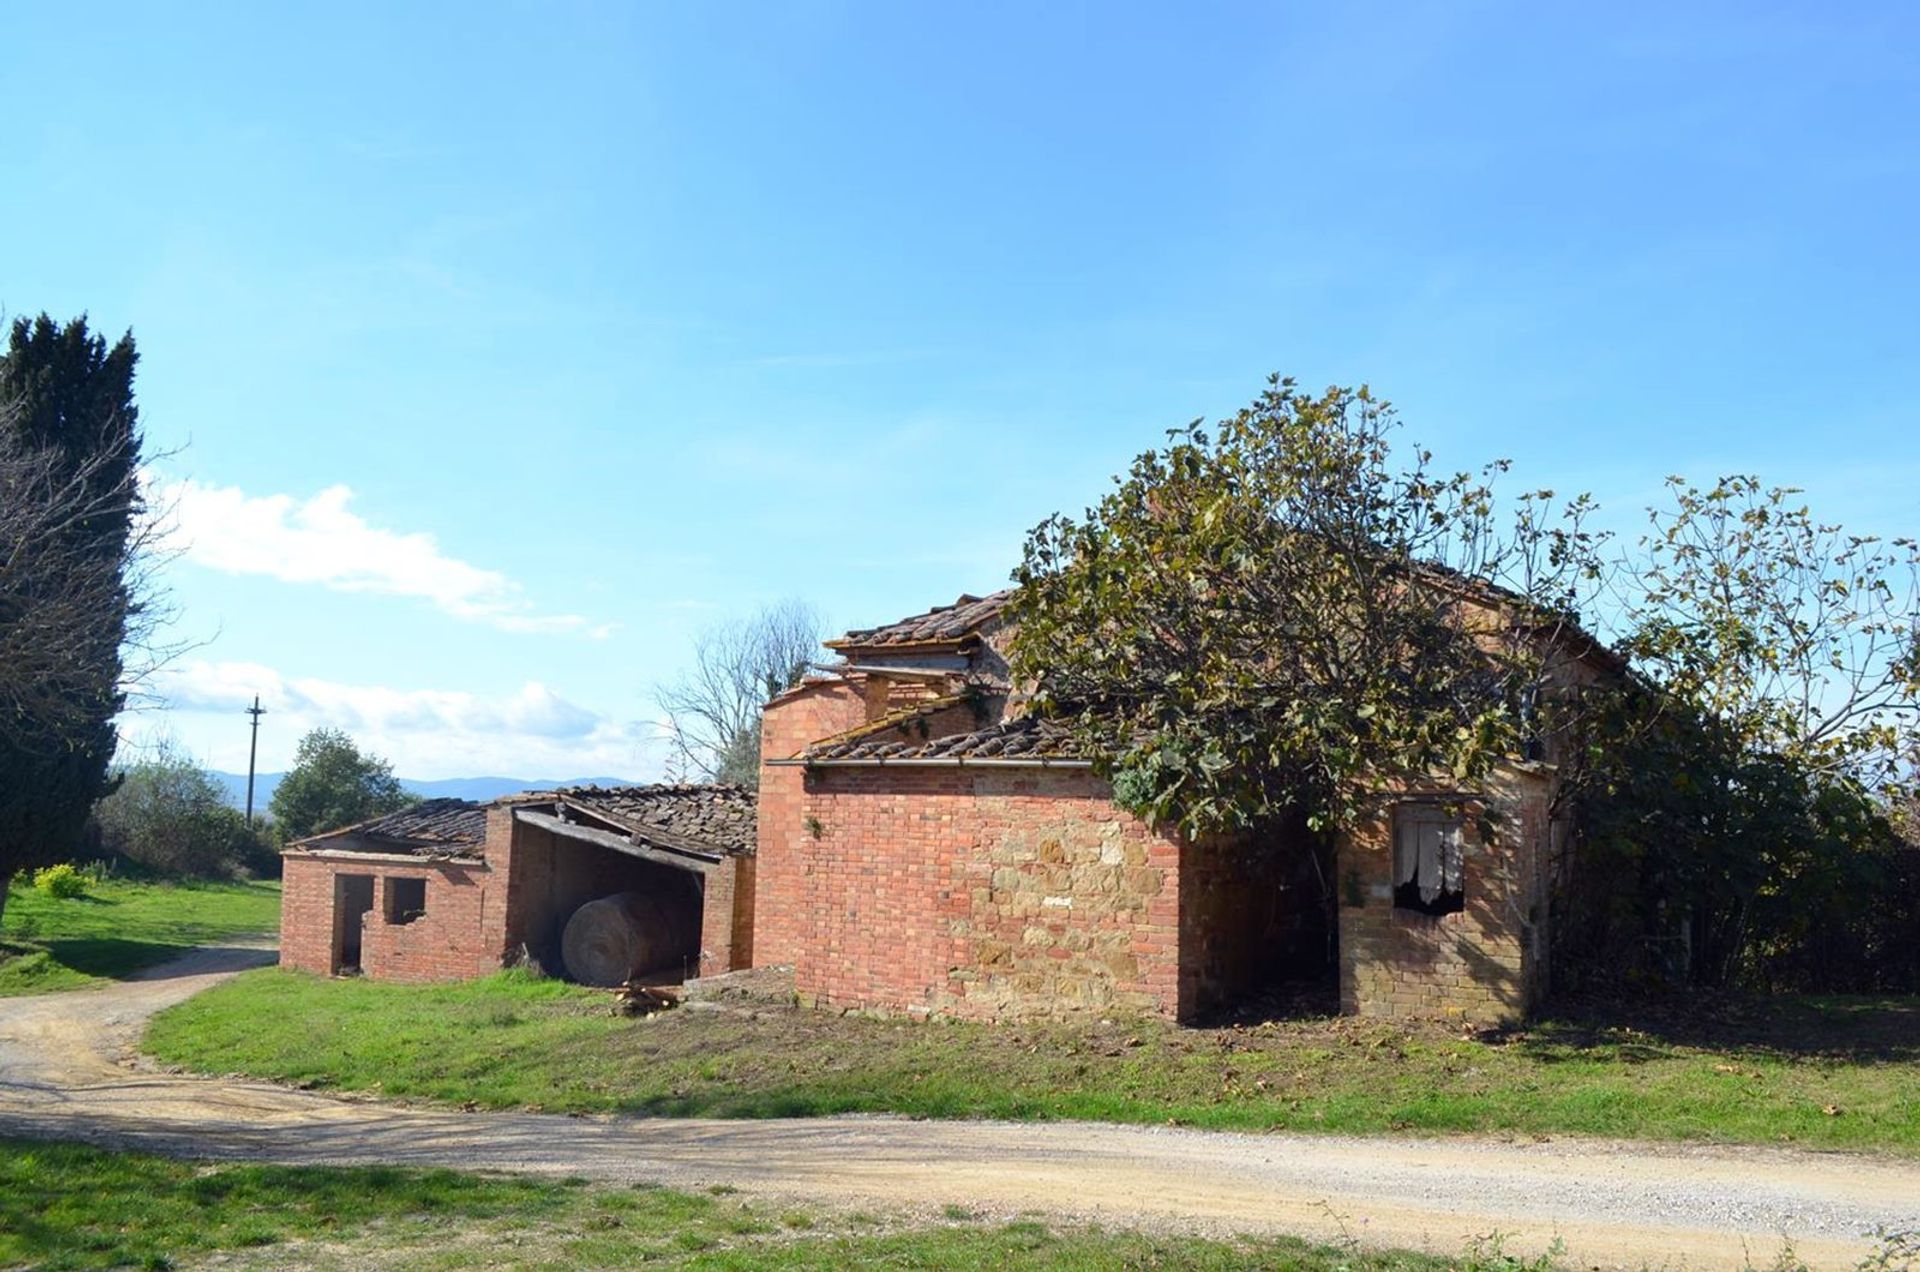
657,600 -> 827,787
94,741 -> 265,877
1009,376 -> 1601,840
0,315 -> 146,928
268,728 -> 414,841
1621,475 -> 1918,788
1558,478 -> 1919,990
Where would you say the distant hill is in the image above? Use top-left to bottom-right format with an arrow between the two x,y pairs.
209,772 -> 639,814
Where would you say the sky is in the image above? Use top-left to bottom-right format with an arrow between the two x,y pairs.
3,3 -> 1915,780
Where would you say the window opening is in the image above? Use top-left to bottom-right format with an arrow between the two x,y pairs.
1393,807 -> 1464,916
385,876 -> 427,925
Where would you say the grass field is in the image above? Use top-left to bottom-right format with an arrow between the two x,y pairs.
0,876 -> 280,995
146,967 -> 1920,1155
1,1136 -> 1492,1271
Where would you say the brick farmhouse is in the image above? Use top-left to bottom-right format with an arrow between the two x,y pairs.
281,588 -> 1614,1025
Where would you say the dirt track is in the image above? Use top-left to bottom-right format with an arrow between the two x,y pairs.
2,947 -> 1915,1270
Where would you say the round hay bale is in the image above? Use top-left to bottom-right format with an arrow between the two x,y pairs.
561,889 -> 699,987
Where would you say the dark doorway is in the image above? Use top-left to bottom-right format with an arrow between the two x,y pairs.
333,874 -> 375,973
1181,813 -> 1340,1023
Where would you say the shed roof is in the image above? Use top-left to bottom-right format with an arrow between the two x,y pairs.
827,589 -> 1014,649
289,798 -> 487,857
289,784 -> 758,860
533,784 -> 757,856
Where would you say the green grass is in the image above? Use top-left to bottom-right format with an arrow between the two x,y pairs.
0,876 -> 280,995
0,1136 -> 1471,1271
146,967 -> 1920,1155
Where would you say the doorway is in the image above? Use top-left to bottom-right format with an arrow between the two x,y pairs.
332,874 -> 375,973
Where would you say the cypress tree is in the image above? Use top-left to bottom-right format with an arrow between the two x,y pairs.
0,314 -> 141,918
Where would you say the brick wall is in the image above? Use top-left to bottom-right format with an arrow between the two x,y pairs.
755,680 -> 869,969
278,855 -> 337,975
760,762 -> 1191,1021
1336,765 -> 1553,1023
696,855 -> 753,976
278,852 -> 498,983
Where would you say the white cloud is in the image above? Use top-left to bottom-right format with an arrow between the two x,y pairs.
150,475 -> 611,637
142,660 -> 659,780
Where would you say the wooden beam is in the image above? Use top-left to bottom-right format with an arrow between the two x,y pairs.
512,808 -> 717,874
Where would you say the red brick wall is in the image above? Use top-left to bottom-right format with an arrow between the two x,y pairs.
697,855 -> 754,976
755,680 -> 868,968
278,853 -> 498,983
1336,766 -> 1554,1023
278,855 -> 338,975
761,763 -> 1189,1020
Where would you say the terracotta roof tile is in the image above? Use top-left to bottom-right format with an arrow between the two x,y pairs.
828,589 -> 1015,648
805,713 -> 1083,763
544,784 -> 757,856
292,798 -> 487,856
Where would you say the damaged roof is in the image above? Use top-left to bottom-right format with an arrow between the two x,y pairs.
526,784 -> 757,856
827,589 -> 1015,649
292,785 -> 758,860
803,712 -> 1085,763
290,798 -> 487,857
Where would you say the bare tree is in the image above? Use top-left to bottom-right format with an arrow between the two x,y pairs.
0,414 -> 179,926
656,600 -> 827,787
0,421 -> 175,748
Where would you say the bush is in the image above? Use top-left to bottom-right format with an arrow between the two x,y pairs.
94,743 -> 266,877
31,864 -> 88,899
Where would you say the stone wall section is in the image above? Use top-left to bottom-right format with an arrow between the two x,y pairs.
1337,766 -> 1553,1023
771,764 -> 1187,1020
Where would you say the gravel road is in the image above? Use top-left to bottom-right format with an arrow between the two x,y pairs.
1,946 -> 1914,1270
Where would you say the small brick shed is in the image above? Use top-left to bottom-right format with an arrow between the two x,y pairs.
755,590 -> 1599,1024
279,785 -> 756,985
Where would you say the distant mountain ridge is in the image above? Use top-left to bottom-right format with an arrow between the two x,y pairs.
208,772 -> 640,814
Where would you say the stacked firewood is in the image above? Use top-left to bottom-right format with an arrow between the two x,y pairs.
613,980 -> 681,1017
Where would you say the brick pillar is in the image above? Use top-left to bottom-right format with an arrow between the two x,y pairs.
753,680 -> 866,970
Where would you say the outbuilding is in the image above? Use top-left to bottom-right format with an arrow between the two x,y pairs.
278,785 -> 756,986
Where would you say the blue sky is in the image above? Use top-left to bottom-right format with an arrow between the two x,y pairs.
4,3 -> 1914,779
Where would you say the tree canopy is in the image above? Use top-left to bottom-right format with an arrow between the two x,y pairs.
1009,376 -> 1599,839
268,728 -> 414,841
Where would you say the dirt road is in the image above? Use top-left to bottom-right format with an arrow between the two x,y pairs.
2,947 -> 1914,1270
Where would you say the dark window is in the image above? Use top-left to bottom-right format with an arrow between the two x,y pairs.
1393,807 -> 1464,916
385,877 -> 427,925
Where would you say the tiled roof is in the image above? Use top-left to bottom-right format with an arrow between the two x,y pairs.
828,589 -> 1016,648
804,713 -> 1084,763
293,798 -> 487,856
543,784 -> 757,856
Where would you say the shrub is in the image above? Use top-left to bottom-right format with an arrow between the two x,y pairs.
94,742 -> 266,877
32,863 -> 88,899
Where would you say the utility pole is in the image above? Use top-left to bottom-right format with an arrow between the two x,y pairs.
244,695 -> 267,829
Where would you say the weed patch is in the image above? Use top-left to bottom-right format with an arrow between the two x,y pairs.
147,968 -> 1920,1154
